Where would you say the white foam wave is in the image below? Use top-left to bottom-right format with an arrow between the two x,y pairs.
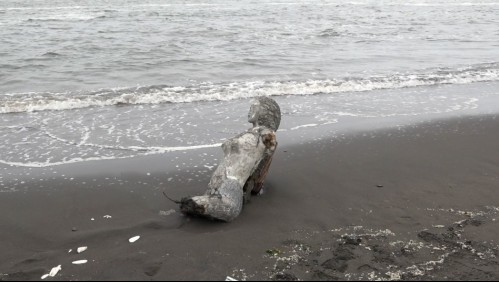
290,124 -> 318,130
26,13 -> 99,21
337,1 -> 499,6
0,143 -> 221,168
397,2 -> 499,6
3,3 -> 218,11
0,156 -> 126,168
1,64 -> 498,114
4,6 -> 90,10
84,142 -> 222,153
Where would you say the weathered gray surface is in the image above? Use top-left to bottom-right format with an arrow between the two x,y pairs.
180,97 -> 281,222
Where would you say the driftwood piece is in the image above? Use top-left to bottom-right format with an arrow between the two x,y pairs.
180,97 -> 281,222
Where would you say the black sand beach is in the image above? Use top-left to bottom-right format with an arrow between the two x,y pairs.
2,0 -> 499,280
1,114 -> 499,281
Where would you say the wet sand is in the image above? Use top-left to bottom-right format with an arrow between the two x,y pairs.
1,114 -> 499,281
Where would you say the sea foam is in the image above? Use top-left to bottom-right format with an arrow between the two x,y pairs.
1,63 -> 498,114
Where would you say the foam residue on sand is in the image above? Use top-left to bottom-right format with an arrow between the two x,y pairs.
227,206 -> 499,281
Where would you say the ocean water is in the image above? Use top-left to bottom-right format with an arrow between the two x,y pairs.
1,0 -> 499,168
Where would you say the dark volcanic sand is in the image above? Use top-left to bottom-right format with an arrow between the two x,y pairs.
1,115 -> 499,281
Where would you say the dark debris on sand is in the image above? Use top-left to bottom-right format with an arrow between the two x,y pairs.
249,206 -> 499,281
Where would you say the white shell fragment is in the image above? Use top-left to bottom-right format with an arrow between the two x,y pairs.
68,249 -> 72,253
77,246 -> 88,253
226,276 -> 238,281
44,265 -> 61,278
103,215 -> 112,219
129,236 -> 140,243
72,260 -> 88,265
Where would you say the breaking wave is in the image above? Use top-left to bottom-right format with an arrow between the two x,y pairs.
1,63 -> 498,114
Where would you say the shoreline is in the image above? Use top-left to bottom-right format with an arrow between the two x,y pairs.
1,114 -> 499,280
3,80 -> 499,172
